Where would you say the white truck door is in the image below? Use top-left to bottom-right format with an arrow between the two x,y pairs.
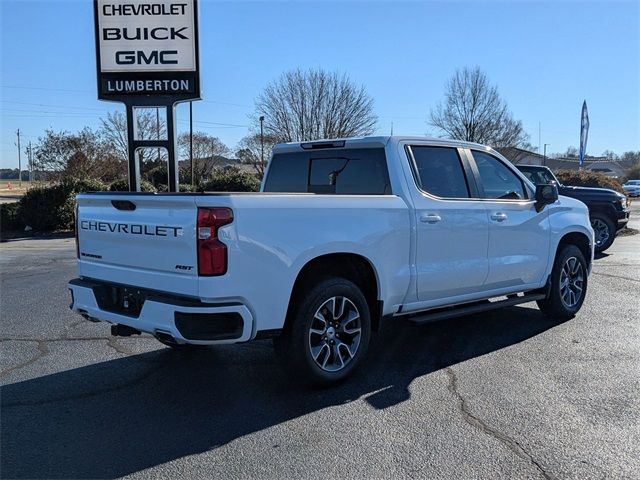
406,145 -> 490,302
469,150 -> 550,289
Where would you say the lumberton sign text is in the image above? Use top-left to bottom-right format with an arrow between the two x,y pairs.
94,0 -> 200,100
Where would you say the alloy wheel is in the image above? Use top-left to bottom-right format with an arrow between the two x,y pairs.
591,218 -> 610,248
560,256 -> 584,308
308,296 -> 362,372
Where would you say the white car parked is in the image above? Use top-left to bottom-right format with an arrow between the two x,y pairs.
69,136 -> 594,385
623,179 -> 640,197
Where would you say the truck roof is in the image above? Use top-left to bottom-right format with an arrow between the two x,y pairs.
272,135 -> 491,154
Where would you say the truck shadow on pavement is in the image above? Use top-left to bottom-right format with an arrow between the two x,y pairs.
2,306 -> 564,479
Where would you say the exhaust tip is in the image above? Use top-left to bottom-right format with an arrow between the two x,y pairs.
154,331 -> 178,344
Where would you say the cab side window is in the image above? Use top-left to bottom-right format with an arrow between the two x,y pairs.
409,146 -> 470,198
472,151 -> 527,200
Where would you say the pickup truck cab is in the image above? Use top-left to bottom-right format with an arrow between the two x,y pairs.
69,136 -> 594,384
516,165 -> 630,252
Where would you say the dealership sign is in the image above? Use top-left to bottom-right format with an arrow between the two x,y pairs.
94,0 -> 200,101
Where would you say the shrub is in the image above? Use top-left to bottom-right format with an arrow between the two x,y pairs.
144,163 -> 196,190
146,164 -> 168,187
0,202 -> 24,232
20,178 -> 107,231
200,167 -> 260,192
179,183 -> 197,192
65,177 -> 107,193
554,170 -> 624,194
109,178 -> 157,192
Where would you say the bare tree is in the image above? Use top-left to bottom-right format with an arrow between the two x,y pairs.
429,67 -> 529,148
563,146 -> 579,158
99,110 -> 167,165
236,132 -> 278,177
177,132 -> 230,181
255,68 -> 377,142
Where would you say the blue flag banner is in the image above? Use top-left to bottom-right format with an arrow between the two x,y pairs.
579,100 -> 589,167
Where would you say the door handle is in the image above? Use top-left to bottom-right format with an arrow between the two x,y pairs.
420,214 -> 442,224
491,212 -> 508,222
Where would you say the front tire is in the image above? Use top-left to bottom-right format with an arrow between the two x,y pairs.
537,244 -> 588,320
274,277 -> 371,386
590,213 -> 615,253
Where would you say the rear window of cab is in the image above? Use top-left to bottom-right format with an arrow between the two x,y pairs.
263,148 -> 391,195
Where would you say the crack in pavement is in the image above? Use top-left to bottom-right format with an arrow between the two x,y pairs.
1,336 -> 157,384
106,337 -> 135,356
1,338 -> 164,408
61,318 -> 89,339
592,271 -> 640,283
0,336 -> 157,343
1,362 -> 164,408
445,367 -> 556,480
0,340 -> 49,380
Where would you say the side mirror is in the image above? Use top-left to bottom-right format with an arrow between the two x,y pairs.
535,183 -> 558,212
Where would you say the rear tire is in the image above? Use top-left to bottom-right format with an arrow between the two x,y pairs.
590,213 -> 615,253
273,277 -> 371,386
537,244 -> 588,320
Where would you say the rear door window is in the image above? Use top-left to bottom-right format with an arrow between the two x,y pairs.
409,146 -> 471,198
264,148 -> 391,195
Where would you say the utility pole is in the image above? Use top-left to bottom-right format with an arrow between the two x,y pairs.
543,143 -> 550,167
538,122 -> 541,154
15,129 -> 22,188
190,101 -> 194,186
26,141 -> 33,182
259,116 -> 265,168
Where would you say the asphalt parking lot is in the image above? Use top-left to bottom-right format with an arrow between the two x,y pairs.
1,209 -> 639,479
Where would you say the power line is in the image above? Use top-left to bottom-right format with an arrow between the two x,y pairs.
1,100 -> 111,112
1,85 -> 94,94
178,120 -> 248,129
2,113 -> 104,118
1,108 -> 103,115
190,119 -> 249,128
1,85 -> 250,108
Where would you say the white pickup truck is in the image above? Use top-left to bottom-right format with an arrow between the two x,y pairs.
69,136 -> 594,384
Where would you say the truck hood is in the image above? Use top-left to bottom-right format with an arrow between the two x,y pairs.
558,185 -> 625,201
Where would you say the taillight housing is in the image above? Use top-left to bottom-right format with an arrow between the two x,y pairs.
197,207 -> 233,276
74,202 -> 80,259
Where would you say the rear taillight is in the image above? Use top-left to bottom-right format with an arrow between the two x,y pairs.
74,203 -> 79,259
197,207 -> 233,276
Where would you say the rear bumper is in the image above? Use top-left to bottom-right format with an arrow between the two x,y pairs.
68,278 -> 254,345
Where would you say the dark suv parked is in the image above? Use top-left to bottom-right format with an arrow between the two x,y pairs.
517,165 -> 630,252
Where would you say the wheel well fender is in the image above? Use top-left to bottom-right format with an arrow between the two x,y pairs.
556,232 -> 592,270
588,204 -> 616,221
284,253 -> 382,332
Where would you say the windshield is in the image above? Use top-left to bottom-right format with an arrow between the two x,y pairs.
520,168 -> 559,186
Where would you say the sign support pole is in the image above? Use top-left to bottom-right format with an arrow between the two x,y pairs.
124,102 -> 179,192
166,104 -> 179,192
94,0 -> 200,193
125,105 -> 139,192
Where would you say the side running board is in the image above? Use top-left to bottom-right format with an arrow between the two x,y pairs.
407,293 -> 547,324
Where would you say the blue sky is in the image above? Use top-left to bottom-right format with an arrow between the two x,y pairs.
1,0 -> 638,169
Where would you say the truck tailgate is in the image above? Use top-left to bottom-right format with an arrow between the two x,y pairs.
76,193 -> 201,296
